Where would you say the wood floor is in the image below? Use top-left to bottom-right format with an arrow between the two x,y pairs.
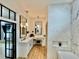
27,45 -> 47,59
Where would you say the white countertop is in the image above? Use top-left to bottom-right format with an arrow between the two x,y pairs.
34,36 -> 45,39
19,37 -> 33,43
19,36 -> 46,43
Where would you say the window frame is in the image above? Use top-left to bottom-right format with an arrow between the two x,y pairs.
0,3 -> 16,21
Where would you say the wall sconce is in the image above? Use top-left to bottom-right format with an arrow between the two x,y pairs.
20,23 -> 23,27
26,23 -> 28,26
21,23 -> 28,28
20,23 -> 26,28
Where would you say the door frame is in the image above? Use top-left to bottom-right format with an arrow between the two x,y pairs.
0,20 -> 16,59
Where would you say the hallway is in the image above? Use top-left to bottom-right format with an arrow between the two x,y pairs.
27,45 -> 47,59
0,0 -> 79,59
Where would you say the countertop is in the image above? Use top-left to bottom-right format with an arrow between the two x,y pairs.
19,37 -> 33,43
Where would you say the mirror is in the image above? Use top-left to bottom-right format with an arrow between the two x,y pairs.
19,15 -> 27,38
35,21 -> 42,35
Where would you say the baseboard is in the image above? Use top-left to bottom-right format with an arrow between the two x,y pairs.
17,57 -> 26,59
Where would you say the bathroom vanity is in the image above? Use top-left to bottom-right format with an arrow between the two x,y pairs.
19,38 -> 33,58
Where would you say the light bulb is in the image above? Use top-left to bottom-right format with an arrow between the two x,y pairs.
37,25 -> 39,27
26,23 -> 28,26
20,23 -> 23,27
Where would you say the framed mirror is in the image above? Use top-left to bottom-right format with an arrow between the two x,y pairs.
19,15 -> 27,38
35,21 -> 42,35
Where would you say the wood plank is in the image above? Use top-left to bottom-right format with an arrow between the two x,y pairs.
27,45 -> 47,59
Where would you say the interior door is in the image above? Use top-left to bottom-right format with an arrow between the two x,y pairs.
1,21 -> 16,59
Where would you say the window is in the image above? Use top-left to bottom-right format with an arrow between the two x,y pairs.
2,6 -> 9,19
10,11 -> 16,20
0,4 -> 16,21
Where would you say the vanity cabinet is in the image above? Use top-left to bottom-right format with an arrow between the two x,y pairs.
42,39 -> 46,46
19,38 -> 33,58
26,39 -> 33,57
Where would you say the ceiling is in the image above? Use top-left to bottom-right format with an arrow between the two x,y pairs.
0,0 -> 73,17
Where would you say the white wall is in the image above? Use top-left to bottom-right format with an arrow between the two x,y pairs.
48,3 -> 72,59
72,0 -> 79,42
0,0 -> 26,17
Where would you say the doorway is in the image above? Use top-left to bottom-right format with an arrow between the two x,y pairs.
0,20 -> 16,59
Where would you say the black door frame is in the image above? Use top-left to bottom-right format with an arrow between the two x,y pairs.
0,20 -> 16,59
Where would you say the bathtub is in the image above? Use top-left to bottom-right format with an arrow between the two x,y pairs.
58,51 -> 79,59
